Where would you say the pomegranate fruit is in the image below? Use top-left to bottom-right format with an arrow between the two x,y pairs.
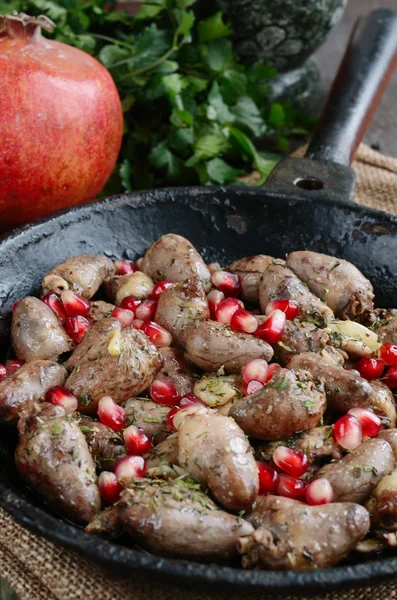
150,378 -> 180,406
379,343 -> 397,366
150,281 -> 174,300
6,359 -> 25,372
141,321 -> 172,348
230,309 -> 258,334
305,478 -> 334,505
347,407 -> 382,437
241,359 -> 269,384
120,295 -> 142,313
45,386 -> 78,413
115,455 -> 147,484
0,13 -> 123,230
98,471 -> 122,504
265,299 -> 300,320
0,363 -> 7,380
211,271 -> 242,297
42,293 -> 67,324
97,396 -> 125,431
135,299 -> 157,321
272,446 -> 309,478
257,462 -> 279,494
111,307 -> 135,327
123,425 -> 152,455
61,290 -> 91,317
277,474 -> 307,500
245,380 -> 264,396
114,260 -> 137,275
355,357 -> 384,380
256,309 -> 286,343
65,315 -> 90,343
215,297 -> 243,324
334,414 -> 362,450
207,289 -> 225,319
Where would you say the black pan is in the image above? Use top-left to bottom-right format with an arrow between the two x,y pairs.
1,8 -> 397,596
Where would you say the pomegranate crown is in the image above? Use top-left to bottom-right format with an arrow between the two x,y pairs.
0,11 -> 55,39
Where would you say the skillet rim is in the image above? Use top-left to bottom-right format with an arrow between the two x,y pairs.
1,185 -> 397,594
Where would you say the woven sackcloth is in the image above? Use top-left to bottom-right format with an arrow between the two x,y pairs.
1,142 -> 397,600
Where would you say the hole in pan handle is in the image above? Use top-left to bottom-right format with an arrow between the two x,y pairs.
265,9 -> 397,206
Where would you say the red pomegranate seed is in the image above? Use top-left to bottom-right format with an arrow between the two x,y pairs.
215,297 -> 243,325
11,301 -> 19,312
257,461 -> 280,494
211,270 -> 242,297
0,364 -> 8,380
98,471 -> 122,504
356,357 -> 384,380
245,380 -> 264,396
123,425 -> 152,455
379,343 -> 397,367
114,259 -> 137,275
334,414 -> 362,450
111,307 -> 135,327
135,299 -> 157,321
384,366 -> 397,388
305,478 -> 334,506
265,299 -> 300,320
61,290 -> 91,317
66,315 -> 90,343
120,295 -> 142,313
167,406 -> 180,431
179,393 -> 204,408
150,378 -> 180,406
97,396 -> 126,431
131,319 -> 144,330
265,363 -> 282,382
230,309 -> 258,334
115,455 -> 147,484
277,474 -> 307,500
45,386 -> 78,413
207,289 -> 225,320
273,446 -> 309,478
347,407 -> 382,437
242,359 -> 269,384
42,293 -> 67,324
6,359 -> 25,373
256,310 -> 286,344
141,321 -> 172,348
150,281 -> 174,300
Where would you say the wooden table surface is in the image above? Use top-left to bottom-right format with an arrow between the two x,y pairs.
315,0 -> 397,157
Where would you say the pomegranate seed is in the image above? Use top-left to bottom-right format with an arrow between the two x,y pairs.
265,363 -> 282,382
207,262 -> 221,274
207,289 -> 225,319
141,321 -> 172,348
242,359 -> 269,384
132,319 -> 144,330
179,393 -> 204,408
384,366 -> 397,388
265,299 -> 300,320
379,343 -> 397,366
305,478 -> 334,506
256,310 -> 286,344
42,293 -> 67,324
257,461 -> 280,494
211,270 -> 242,297
230,309 -> 258,334
114,259 -> 137,275
245,380 -> 264,395
167,406 -> 180,431
0,364 -> 8,380
45,386 -> 78,413
215,297 -> 244,325
61,290 -> 91,317
120,295 -> 142,313
334,414 -> 362,450
65,315 -> 90,343
97,396 -> 126,431
115,455 -> 147,484
273,446 -> 309,478
356,357 -> 384,380
150,281 -> 174,300
11,301 -> 19,312
347,407 -> 382,437
150,378 -> 180,406
111,307 -> 135,327
98,471 -> 122,504
123,425 -> 152,455
6,359 -> 25,373
277,474 -> 307,500
135,299 -> 157,321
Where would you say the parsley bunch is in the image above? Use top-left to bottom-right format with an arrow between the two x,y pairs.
4,0 -> 313,193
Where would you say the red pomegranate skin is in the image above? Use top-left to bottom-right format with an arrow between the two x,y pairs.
0,21 -> 124,230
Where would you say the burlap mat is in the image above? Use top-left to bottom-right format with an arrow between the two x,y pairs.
1,142 -> 397,600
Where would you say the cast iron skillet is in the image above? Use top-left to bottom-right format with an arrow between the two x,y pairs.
1,8 -> 397,596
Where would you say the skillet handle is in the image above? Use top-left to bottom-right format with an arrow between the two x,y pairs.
306,8 -> 397,165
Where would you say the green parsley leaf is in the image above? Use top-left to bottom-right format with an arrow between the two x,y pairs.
198,12 -> 232,43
